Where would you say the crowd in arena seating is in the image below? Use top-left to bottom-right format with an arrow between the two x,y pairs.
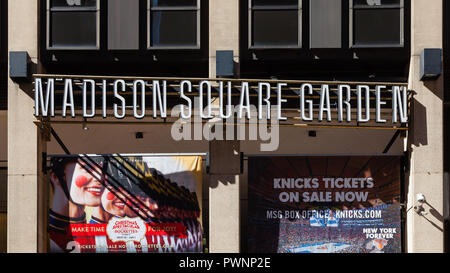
276,220 -> 401,253
274,205 -> 401,253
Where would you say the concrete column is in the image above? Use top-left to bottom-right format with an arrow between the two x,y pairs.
208,2 -> 241,253
208,140 -> 240,253
407,0 -> 444,252
209,0 -> 240,78
7,0 -> 47,253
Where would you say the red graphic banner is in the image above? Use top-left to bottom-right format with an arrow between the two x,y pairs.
70,223 -> 187,238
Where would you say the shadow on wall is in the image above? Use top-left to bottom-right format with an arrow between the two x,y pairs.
16,60 -> 39,100
423,75 -> 444,101
411,74 -> 444,148
208,140 -> 241,189
410,98 -> 428,147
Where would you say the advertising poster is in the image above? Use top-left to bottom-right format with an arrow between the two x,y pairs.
48,154 -> 203,253
248,156 -> 402,253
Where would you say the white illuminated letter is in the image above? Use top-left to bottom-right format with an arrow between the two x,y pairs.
277,83 -> 287,121
338,85 -> 351,122
300,84 -> 313,121
133,80 -> 146,119
239,82 -> 251,119
357,85 -> 370,122
375,85 -> 387,123
153,80 -> 167,118
199,81 -> 212,119
180,80 -> 192,119
319,85 -> 331,122
34,78 -> 54,117
102,80 -> 107,118
62,79 -> 75,117
113,79 -> 126,119
392,86 -> 408,123
82,79 -> 96,118
219,81 -> 233,119
258,82 -> 271,120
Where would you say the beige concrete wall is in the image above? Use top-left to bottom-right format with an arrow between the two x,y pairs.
207,0 -> 241,253
209,174 -> 240,252
209,0 -> 240,78
208,140 -> 241,253
407,0 -> 444,253
7,0 -> 47,253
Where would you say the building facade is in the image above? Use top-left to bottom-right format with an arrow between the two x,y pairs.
0,0 -> 448,253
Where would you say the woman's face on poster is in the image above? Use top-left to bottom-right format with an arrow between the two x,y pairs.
125,192 -> 158,219
125,198 -> 139,218
66,160 -> 105,207
101,187 -> 127,217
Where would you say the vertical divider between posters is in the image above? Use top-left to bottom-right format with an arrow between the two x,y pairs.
240,152 -> 244,174
400,153 -> 407,253
206,152 -> 210,174
42,152 -> 47,175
